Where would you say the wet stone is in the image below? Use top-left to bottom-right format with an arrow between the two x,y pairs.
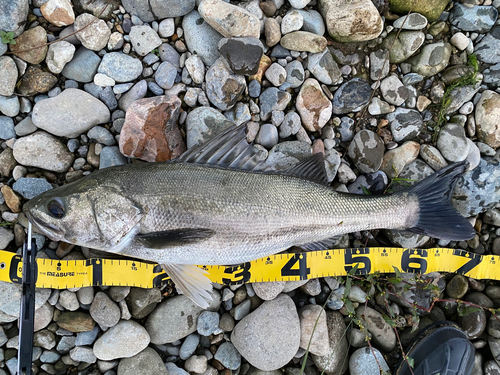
283,60 -> 305,89
382,30 -> 425,64
393,13 -> 428,30
387,108 -> 424,142
206,58 -> 246,111
331,78 -> 372,115
380,75 -> 408,106
410,42 -> 452,77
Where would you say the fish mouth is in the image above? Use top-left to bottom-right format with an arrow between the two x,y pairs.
24,209 -> 64,241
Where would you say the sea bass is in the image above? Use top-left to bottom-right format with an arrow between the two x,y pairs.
24,125 -> 475,307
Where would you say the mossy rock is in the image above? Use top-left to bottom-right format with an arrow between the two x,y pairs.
389,0 -> 450,22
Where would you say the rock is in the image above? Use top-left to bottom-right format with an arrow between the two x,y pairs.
199,0 -> 260,38
32,88 -> 110,138
197,311 -> 219,336
256,123 -> 279,149
94,320 -> 150,360
117,347 -> 168,375
312,311 -> 349,375
436,123 -> 469,162
349,347 -> 390,375
0,116 -> 15,140
283,60 -> 305,88
129,25 -> 162,57
389,0 -> 449,21
446,274 -> 468,299
118,79 -> 148,111
74,13 -> 111,51
410,42 -> 452,77
450,32 -> 470,51
12,178 -> 52,199
476,26 -> 500,64
62,47 -> 101,83
370,49 -> 389,81
259,87 -> 292,121
282,10 -> 303,34
419,144 -> 448,171
475,90 -> 500,149
453,156 -> 500,216
70,346 -> 96,363
458,308 -> 487,340
356,306 -> 396,352
348,130 -> 384,173
296,9 -> 325,35
381,32 -> 422,65
331,78 -> 372,114
205,58 -> 246,111
183,10 -> 224,66
265,18 -> 281,47
90,292 -> 121,328
126,287 -> 162,319
155,61 -> 177,90
0,57 -> 18,97
231,294 -> 300,371
450,3 -> 497,33
186,107 -> 234,149
214,342 -> 241,370
296,78 -> 332,132
0,227 -> 14,249
265,63 -> 287,87
119,95 -> 185,162
298,305 -> 330,356
307,49 -> 341,85
122,0 -> 195,20
13,131 -> 74,172
145,292 -> 221,344
17,66 -> 57,96
55,311 -> 95,332
41,0 -> 75,27
380,75 -> 408,106
45,41 -> 76,74
218,37 -> 263,76
252,281 -> 285,300
98,52 -> 142,83
380,141 -> 420,178
184,355 -> 208,373
12,27 -> 48,65
185,55 -> 205,84
0,95 -> 19,117
387,108 -> 424,142
280,31 -> 327,53
0,0 -> 29,37
368,97 -> 394,115
1,186 -> 21,213
393,13 -> 428,30
0,148 -> 17,177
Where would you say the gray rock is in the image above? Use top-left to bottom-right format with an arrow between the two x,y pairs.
158,43 -> 180,68
450,3 -> 497,33
349,347 -> 390,375
197,311 -> 219,336
0,0 -> 29,36
158,18 -> 175,38
436,123 -> 469,162
265,141 -> 311,170
206,58 -> 246,111
410,42 -> 452,77
356,306 -> 396,352
165,362 -> 190,375
70,346 -> 96,364
155,61 -> 178,90
75,325 -> 100,346
445,85 -> 478,115
94,320 -> 150,360
224,102 -> 251,126
295,9 -> 325,36
0,95 -> 20,117
368,97 -> 394,115
183,10 -> 224,66
348,130 -> 384,173
118,79 -> 148,111
382,30 -> 425,64
13,131 -> 74,172
282,10 -> 303,34
485,359 -> 500,375
87,126 -> 114,145
12,177 -> 52,199
279,111 -> 301,138
393,13 -> 428,30
32,88 -> 109,138
125,287 -> 162,319
298,305 -> 330,356
0,280 -> 51,319
185,55 -> 205,84
214,342 -> 241,370
123,0 -> 195,20
283,60 -> 305,89
370,49 -> 389,81
307,49 -> 341,85
130,25 -> 162,56
90,292 -> 121,328
380,75 -> 408,106
0,56 -> 18,96
184,355 -> 208,373
218,37 -> 263,76
117,347 -> 168,375
265,63 -> 287,86
483,62 -> 500,87
387,108 -> 424,142
259,88 -> 292,121
98,52 -> 143,83
0,116 -> 15,139
15,117 -> 37,136
59,290 -> 80,311
145,291 -> 221,344
0,228 -> 14,251
231,294 -> 300,371
46,40 -> 75,74
99,146 -> 127,169
180,333 -> 200,360
186,107 -> 234,149
280,31 -> 327,53
252,281 -> 285,300
74,13 -> 110,51
453,155 -> 500,216
234,299 -> 251,320
255,124 -> 279,149
332,78 -> 372,114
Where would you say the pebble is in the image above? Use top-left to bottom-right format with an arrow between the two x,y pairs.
90,292 -> 121,328
265,63 -> 287,87
298,305 -> 330,356
214,342 -> 241,370
0,116 -> 16,140
393,13 -> 428,30
297,9 -> 325,35
280,31 -> 327,53
0,0 -> 28,37
206,58 -> 246,111
218,37 -> 263,76
348,130 -> 385,173
46,40 -> 75,74
197,311 -> 220,336
130,25 -> 162,56
118,79 -> 148,111
98,52 -> 143,83
155,61 -> 178,90
159,18 -> 175,38
265,18 -> 281,47
307,49 -> 341,85
185,55 -> 205,84
281,11 -> 303,35
180,333 -> 200,360
184,355 -> 207,374
93,320 -> 150,360
436,123 -> 470,162
117,347 -> 168,375
259,87 -> 292,121
450,3 -> 498,33
349,347 -> 390,375
387,108 -> 424,142
32,88 -> 110,138
380,75 -> 408,106
62,47 -> 101,83
11,26 -> 48,64
355,306 -> 396,352
12,178 -> 52,199
331,78 -> 372,114
74,13 -> 111,51
70,346 -> 96,363
279,111 -> 302,138
0,56 -> 18,96
475,90 -> 500,148
183,11 -> 224,66
296,78 -> 332,132
255,124 -> 279,149
232,294 -> 300,371
0,95 -> 20,117
410,42 -> 452,77
185,107 -> 234,148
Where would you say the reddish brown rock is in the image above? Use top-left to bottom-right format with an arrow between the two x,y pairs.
119,96 -> 186,162
1,185 -> 21,213
296,78 -> 332,132
10,26 -> 48,64
18,66 -> 58,96
41,0 -> 75,27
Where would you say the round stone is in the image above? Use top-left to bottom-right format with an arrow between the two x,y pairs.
355,306 -> 396,352
410,42 -> 452,77
255,124 -> 279,149
155,61 -> 178,90
280,31 -> 327,53
90,292 -> 121,328
348,130 -> 385,173
98,52 -> 143,83
117,347 -> 168,375
436,123 -> 469,162
93,320 -> 150,360
475,90 -> 500,149
296,78 -> 332,132
446,274 -> 469,299
130,25 -> 162,56
331,78 -> 372,115
10,26 -> 48,64
62,47 -> 101,83
349,347 -> 390,375
74,13 -> 111,51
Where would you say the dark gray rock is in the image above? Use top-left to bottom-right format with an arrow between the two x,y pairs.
474,26 -> 500,64
450,3 -> 497,33
307,49 -> 341,85
331,78 -> 372,114
214,342 -> 241,370
185,107 -> 234,148
12,177 -> 52,199
218,37 -> 263,75
387,108 -> 424,142
348,130 -> 384,173
61,47 -> 101,83
259,87 -> 292,121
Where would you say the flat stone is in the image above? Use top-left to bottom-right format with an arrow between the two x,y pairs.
199,0 -> 260,38
476,26 -> 500,64
118,79 -> 148,111
380,75 -> 408,106
32,88 -> 110,138
62,47 -> 101,83
332,78 -> 372,114
12,177 -> 52,199
348,130 -> 384,173
281,10 -> 303,34
185,107 -> 234,149
13,131 -> 74,172
206,58 -> 246,111
0,56 -> 18,96
98,52 -> 143,83
410,42 -> 452,77
11,26 -> 47,64
125,287 -> 162,319
280,31 -> 327,53
296,9 -> 325,35
41,0 -> 75,27
231,294 -> 300,371
185,55 -> 205,84
380,141 -> 420,178
117,347 -> 168,375
90,292 -> 121,328
55,311 -> 95,332
252,281 -> 285,300
319,0 -> 383,42
296,78 -> 332,132
387,108 -> 424,142
475,90 -> 500,149
155,61 -> 177,90
130,25 -> 162,56
119,95 -> 185,162
393,13 -> 428,30
183,10 -> 224,66
265,18 -> 281,47
265,63 -> 287,87
283,60 -> 305,88
94,320 -> 150,360
74,13 -> 111,51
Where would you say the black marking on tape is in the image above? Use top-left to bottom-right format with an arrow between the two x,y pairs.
344,248 -> 371,275
86,259 -> 103,286
452,249 -> 483,275
401,249 -> 428,273
222,262 -> 252,285
281,253 -> 310,280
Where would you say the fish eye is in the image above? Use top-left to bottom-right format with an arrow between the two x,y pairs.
47,199 -> 65,219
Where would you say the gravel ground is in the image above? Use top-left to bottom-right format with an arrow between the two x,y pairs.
1,0 -> 500,374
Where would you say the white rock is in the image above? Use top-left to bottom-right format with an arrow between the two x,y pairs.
94,73 -> 116,87
451,32 -> 470,51
129,25 -> 162,56
45,41 -> 75,74
281,11 -> 303,35
159,18 -> 175,38
185,55 -> 205,84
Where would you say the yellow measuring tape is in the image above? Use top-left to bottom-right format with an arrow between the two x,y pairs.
0,247 -> 498,289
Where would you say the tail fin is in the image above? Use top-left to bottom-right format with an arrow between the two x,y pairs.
406,161 -> 476,241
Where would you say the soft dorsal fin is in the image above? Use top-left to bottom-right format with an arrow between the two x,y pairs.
175,124 -> 267,171
282,153 -> 329,186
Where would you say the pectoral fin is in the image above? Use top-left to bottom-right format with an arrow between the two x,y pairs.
161,263 -> 213,309
136,228 -> 215,249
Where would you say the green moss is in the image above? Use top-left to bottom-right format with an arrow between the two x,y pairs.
389,0 -> 450,22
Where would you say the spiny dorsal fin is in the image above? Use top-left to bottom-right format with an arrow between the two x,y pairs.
282,153 -> 329,186
176,124 -> 267,171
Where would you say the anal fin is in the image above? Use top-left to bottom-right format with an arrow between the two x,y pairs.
161,263 -> 213,309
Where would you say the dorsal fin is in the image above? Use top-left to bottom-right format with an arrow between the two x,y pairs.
175,124 -> 267,170
282,153 -> 329,186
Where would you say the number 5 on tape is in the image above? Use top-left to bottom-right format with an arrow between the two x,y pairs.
344,248 -> 371,275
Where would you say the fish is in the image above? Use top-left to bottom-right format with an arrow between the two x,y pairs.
24,124 -> 476,308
